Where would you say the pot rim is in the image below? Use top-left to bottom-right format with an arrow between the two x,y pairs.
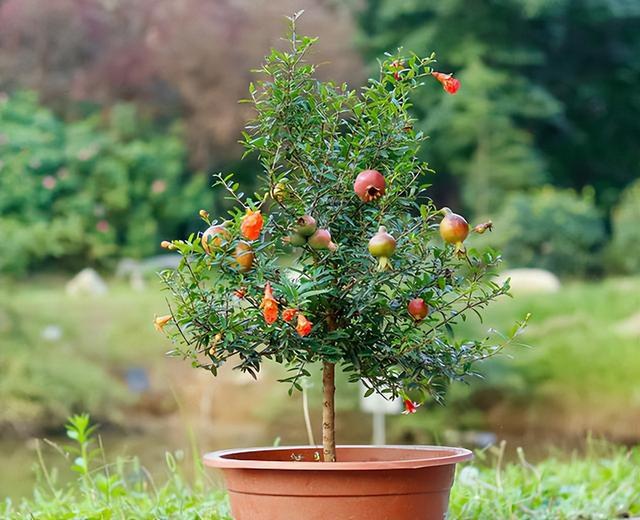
203,444 -> 473,471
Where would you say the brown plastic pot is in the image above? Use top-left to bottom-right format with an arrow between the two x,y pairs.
203,445 -> 472,520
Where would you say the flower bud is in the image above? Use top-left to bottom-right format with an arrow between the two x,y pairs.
153,314 -> 172,332
472,221 -> 493,234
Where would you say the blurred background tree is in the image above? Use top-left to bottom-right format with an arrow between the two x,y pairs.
0,91 -> 210,274
357,0 -> 640,217
1,0 -> 638,275
0,0 -> 363,168
484,186 -> 606,276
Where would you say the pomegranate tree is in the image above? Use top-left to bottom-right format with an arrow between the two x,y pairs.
158,15 -> 521,463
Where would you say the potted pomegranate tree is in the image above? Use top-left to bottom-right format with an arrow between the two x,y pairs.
157,13 -> 519,520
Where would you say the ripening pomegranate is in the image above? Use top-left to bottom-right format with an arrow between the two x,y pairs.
368,226 -> 396,270
354,170 -> 386,202
288,233 -> 307,247
439,208 -> 469,245
308,229 -> 337,251
201,225 -> 230,254
271,182 -> 287,202
407,298 -> 429,321
234,241 -> 255,273
294,215 -> 317,237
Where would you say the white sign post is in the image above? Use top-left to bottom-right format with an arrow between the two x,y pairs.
359,383 -> 403,445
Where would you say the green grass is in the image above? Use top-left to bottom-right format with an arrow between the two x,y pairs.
456,277 -> 640,435
2,415 -> 639,519
450,440 -> 640,519
0,278 -> 172,430
479,277 -> 640,401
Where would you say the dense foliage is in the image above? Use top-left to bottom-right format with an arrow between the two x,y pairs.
4,415 -> 640,519
159,15 -> 523,460
484,187 -> 605,276
358,0 -> 640,216
0,92 -> 211,275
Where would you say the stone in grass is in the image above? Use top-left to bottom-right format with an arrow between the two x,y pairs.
496,268 -> 561,294
116,255 -> 181,291
65,268 -> 108,296
614,312 -> 640,338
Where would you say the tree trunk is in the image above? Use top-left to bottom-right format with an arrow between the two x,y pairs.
322,361 -> 336,462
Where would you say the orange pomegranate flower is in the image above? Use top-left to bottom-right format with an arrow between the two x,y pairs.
260,282 -> 279,324
153,314 -> 172,332
431,71 -> 461,95
282,308 -> 297,323
402,399 -> 420,415
296,313 -> 312,337
241,209 -> 264,241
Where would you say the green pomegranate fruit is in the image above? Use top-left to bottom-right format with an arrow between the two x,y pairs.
294,215 -> 317,237
271,181 -> 288,202
368,226 -> 396,270
288,233 -> 307,247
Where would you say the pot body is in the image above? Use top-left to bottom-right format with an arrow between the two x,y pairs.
203,445 -> 472,520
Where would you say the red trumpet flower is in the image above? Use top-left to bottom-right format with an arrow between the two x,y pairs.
241,209 -> 264,241
282,308 -> 298,323
296,313 -> 313,337
260,282 -> 278,324
402,399 -> 420,415
431,71 -> 461,94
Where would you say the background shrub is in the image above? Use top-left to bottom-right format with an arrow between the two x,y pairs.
0,92 -> 212,275
607,179 -> 640,274
484,186 -> 605,276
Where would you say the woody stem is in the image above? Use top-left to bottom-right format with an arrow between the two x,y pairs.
322,361 -> 336,462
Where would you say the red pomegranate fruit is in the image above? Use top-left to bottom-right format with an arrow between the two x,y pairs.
354,169 -> 386,202
408,298 -> 429,321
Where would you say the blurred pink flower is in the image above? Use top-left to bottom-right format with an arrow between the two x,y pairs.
96,220 -> 110,233
42,176 -> 57,190
151,179 -> 167,194
77,146 -> 97,161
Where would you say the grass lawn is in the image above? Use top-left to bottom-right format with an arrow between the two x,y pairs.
0,277 -> 173,430
455,276 -> 640,438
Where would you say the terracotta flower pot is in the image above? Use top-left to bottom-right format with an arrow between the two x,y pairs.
204,445 -> 472,520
